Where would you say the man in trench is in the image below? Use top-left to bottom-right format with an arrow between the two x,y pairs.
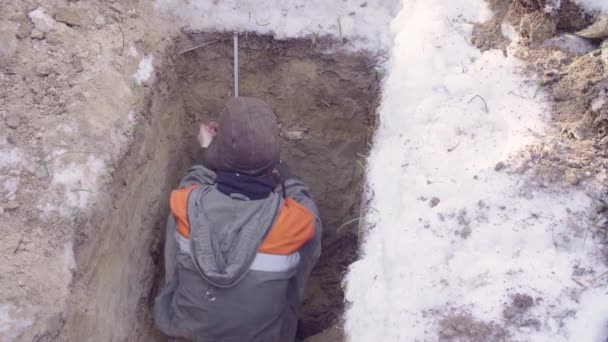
154,97 -> 322,342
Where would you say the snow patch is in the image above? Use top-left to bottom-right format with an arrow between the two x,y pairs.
573,0 -> 608,13
40,153 -> 106,217
132,55 -> 154,85
0,304 -> 33,341
540,34 -> 597,56
28,8 -> 55,33
501,22 -> 520,45
63,241 -> 76,275
128,45 -> 139,58
155,0 -> 400,52
345,0 -> 608,341
0,139 -> 24,201
545,0 -> 562,13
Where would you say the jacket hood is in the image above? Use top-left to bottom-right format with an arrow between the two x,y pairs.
187,186 -> 283,287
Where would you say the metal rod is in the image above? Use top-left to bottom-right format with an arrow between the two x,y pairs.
233,32 -> 239,97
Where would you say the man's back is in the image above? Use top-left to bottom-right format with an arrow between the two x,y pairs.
154,98 -> 322,342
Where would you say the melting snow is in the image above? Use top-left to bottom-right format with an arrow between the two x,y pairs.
345,0 -> 608,341
0,305 -> 33,342
40,153 -> 106,217
155,0 -> 399,52
27,8 -> 55,33
574,0 -> 608,13
132,55 -> 155,85
0,138 -> 24,201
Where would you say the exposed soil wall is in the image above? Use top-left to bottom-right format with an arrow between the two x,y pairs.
62,33 -> 380,341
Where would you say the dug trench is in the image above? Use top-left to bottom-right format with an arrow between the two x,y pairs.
60,33 -> 380,341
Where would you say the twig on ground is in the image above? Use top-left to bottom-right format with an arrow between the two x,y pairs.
467,95 -> 489,113
179,40 -> 219,54
571,277 -> 588,288
447,142 -> 461,152
117,23 -> 125,56
337,17 -> 344,43
13,238 -> 23,254
256,18 -> 270,26
356,159 -> 366,172
71,188 -> 94,193
444,17 -> 471,45
534,80 -> 542,98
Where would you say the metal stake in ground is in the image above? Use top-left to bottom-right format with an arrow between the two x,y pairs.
234,32 -> 239,97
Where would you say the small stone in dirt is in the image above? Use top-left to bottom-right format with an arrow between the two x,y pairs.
5,201 -> 20,211
54,7 -> 85,27
16,19 -> 33,39
94,15 -> 106,27
5,115 -> 21,129
540,34 -> 596,57
494,162 -> 505,171
7,135 -> 16,144
430,197 -> 440,208
35,63 -> 52,76
283,130 -> 307,141
30,29 -> 44,39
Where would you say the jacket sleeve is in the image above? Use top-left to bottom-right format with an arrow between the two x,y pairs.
176,148 -> 216,188
284,178 -> 322,297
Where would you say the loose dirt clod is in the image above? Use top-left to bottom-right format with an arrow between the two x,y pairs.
430,197 -> 441,208
439,311 -> 507,342
53,8 -> 86,27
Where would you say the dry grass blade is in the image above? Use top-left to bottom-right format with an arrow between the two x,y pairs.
179,40 -> 219,54
467,95 -> 488,113
337,217 -> 361,233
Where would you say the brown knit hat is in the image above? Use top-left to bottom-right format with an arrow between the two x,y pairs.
203,97 -> 280,176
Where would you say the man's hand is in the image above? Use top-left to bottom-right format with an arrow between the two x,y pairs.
198,121 -> 219,148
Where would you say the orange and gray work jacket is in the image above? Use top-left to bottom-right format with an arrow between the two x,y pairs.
154,164 -> 322,342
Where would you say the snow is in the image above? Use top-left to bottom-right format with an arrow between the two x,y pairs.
344,0 -> 608,341
27,8 -> 55,33
0,305 -> 32,342
540,34 -> 597,56
155,0 -> 400,52
0,139 -> 24,201
132,55 -> 154,85
573,0 -> 608,13
41,153 -> 106,217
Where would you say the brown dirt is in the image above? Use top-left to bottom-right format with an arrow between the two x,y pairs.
472,18 -> 510,53
62,32 -> 380,341
0,0 -> 169,340
438,310 -> 508,342
1,0 -> 380,339
471,0 -> 608,199
501,2 -> 608,195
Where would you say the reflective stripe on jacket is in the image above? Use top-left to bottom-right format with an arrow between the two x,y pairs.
154,165 -> 322,342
